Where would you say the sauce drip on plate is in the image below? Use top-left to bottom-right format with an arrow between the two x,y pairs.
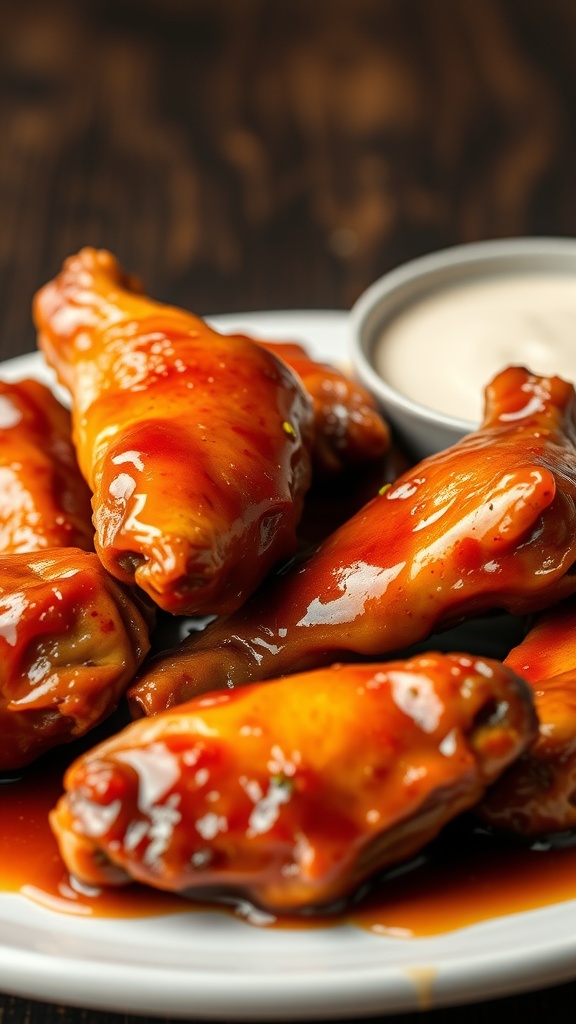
3,746 -> 576,935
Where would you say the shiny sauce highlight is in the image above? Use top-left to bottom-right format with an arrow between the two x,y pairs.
2,749 -> 576,935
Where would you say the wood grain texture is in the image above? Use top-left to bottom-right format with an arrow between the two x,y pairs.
0,0 -> 576,355
1,1 -> 576,1021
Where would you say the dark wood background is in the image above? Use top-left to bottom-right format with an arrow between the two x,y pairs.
2,0 -> 576,354
1,0 -> 576,1021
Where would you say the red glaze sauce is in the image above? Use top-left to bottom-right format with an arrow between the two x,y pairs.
1,751 -> 187,919
3,746 -> 576,934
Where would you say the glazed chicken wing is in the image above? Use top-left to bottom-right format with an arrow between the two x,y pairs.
33,249 -> 314,616
0,549 -> 151,769
0,378 -> 93,553
130,366 -> 576,715
258,340 -> 390,475
51,654 -> 536,912
479,597 -> 576,837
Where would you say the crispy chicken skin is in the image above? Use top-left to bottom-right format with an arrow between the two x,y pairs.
258,340 -> 390,475
33,249 -> 314,616
129,367 -> 576,715
0,378 -> 93,553
479,597 -> 576,837
51,654 -> 536,912
0,549 -> 151,769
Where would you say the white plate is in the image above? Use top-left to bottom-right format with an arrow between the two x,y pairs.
1,311 -> 576,1020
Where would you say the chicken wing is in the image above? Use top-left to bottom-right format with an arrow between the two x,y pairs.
0,378 -> 93,553
258,340 -> 390,475
0,548 -> 151,769
33,249 -> 314,616
51,653 -> 536,912
129,366 -> 576,715
479,597 -> 576,837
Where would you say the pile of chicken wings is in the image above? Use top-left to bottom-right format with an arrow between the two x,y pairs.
2,247 -> 576,913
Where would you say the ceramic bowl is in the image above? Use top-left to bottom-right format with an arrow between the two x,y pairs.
349,237 -> 576,460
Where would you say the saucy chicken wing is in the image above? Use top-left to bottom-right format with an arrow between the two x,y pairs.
479,597 -> 576,837
0,549 -> 151,769
130,366 -> 576,715
0,378 -> 93,553
51,654 -> 536,912
258,340 -> 390,475
33,249 -> 314,615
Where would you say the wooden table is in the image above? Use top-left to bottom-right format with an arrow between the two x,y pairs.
1,1 -> 576,1021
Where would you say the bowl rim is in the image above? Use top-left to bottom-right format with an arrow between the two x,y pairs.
349,235 -> 576,434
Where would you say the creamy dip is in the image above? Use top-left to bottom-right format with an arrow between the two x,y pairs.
374,272 -> 576,423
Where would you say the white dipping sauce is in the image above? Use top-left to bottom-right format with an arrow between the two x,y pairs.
374,272 -> 576,423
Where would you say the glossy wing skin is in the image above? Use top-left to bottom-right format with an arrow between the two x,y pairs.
33,249 -> 314,616
258,340 -> 390,475
51,654 -> 536,912
0,549 -> 151,770
503,597 -> 576,683
479,597 -> 576,836
0,378 -> 93,553
129,367 -> 576,715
